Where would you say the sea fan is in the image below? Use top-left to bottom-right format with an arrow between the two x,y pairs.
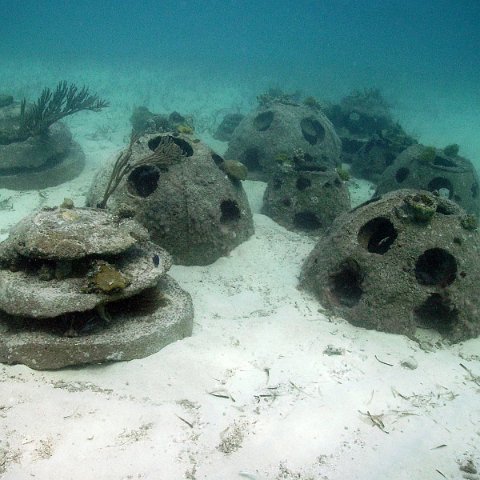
18,80 -> 109,137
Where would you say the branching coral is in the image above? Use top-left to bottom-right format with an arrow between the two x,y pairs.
19,81 -> 108,137
98,135 -> 185,208
0,81 -> 108,144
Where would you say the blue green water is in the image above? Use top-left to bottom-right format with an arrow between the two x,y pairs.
2,0 -> 479,78
1,0 -> 479,159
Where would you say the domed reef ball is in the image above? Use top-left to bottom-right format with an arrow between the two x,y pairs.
300,189 -> 480,342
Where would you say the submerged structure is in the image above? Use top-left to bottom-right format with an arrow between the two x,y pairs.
225,101 -> 341,181
214,113 -> 245,142
0,82 -> 107,190
262,168 -> 350,234
300,189 -> 480,342
350,128 -> 415,182
325,88 -> 415,181
0,205 -> 193,369
129,106 -> 194,137
375,144 -> 480,216
87,133 -> 254,266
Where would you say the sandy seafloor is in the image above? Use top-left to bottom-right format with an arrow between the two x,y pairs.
0,61 -> 480,480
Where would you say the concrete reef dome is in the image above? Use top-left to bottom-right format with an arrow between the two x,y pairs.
87,132 -> 254,266
225,102 -> 341,181
262,169 -> 350,235
300,189 -> 480,342
375,144 -> 480,217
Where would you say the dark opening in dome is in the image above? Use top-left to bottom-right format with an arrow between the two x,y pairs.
436,201 -> 457,215
212,153 -> 224,167
147,135 -> 193,156
471,183 -> 479,198
127,165 -> 160,197
273,178 -> 283,190
243,147 -> 261,171
342,137 -> 364,154
395,167 -> 410,183
220,200 -> 241,223
296,177 -> 311,190
328,258 -> 363,307
300,117 -> 326,145
433,156 -> 458,169
415,248 -> 457,287
414,293 -> 458,333
358,217 -> 397,254
293,211 -> 322,230
427,177 -> 454,199
385,152 -> 396,167
254,111 -> 274,131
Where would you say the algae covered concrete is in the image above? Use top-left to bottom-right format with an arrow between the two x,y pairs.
301,189 -> 480,342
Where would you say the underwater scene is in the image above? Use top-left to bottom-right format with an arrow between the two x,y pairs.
0,0 -> 479,478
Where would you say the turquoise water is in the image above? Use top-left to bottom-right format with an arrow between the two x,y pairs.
0,4 -> 480,476
2,1 -> 479,79
1,0 -> 479,159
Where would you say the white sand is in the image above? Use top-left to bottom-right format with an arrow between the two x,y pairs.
0,63 -> 479,479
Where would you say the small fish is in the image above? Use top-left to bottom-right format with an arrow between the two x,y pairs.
152,254 -> 160,267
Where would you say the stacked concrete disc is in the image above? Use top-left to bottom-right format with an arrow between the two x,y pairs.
87,133 -> 254,266
262,168 -> 351,234
300,189 -> 480,342
0,206 -> 193,369
0,100 -> 85,190
375,144 -> 480,216
225,102 -> 341,181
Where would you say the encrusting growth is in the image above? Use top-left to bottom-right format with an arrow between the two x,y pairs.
98,135 -> 185,208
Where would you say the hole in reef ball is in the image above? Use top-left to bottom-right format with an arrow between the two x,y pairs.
253,111 -> 274,131
243,147 -> 261,171
414,293 -> 458,333
385,152 -> 396,167
296,177 -> 311,191
342,137 -> 363,154
147,135 -> 193,156
293,211 -> 322,230
436,203 -> 456,215
212,153 -> 224,167
170,136 -> 194,156
273,178 -> 283,190
358,217 -> 397,254
433,156 -> 458,169
127,165 -> 160,197
471,183 -> 479,198
395,167 -> 410,183
427,177 -> 453,199
328,258 -> 363,307
220,199 -> 241,223
300,117 -> 326,145
415,248 -> 457,286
